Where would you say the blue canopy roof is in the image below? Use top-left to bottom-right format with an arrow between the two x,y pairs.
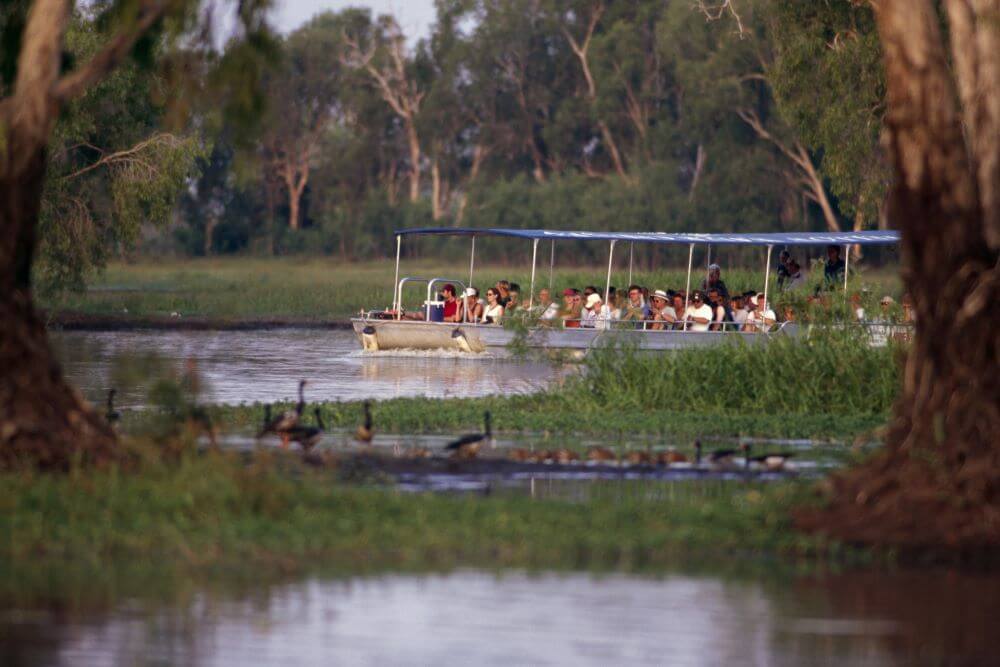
395,227 -> 900,247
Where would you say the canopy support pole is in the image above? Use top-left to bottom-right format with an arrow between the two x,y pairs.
706,244 -> 712,291
393,234 -> 402,320
627,242 -> 634,286
529,238 -> 539,309
843,243 -> 850,293
549,240 -> 555,290
605,240 -> 616,305
762,244 -> 774,325
684,243 -> 694,331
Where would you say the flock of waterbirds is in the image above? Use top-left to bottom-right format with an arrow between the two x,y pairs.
246,380 -> 796,472
104,380 -> 795,471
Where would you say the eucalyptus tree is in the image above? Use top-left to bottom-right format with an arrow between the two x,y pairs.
0,0 -> 272,468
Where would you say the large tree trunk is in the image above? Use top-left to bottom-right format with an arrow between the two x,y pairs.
797,0 -> 1000,553
1,149 -> 117,470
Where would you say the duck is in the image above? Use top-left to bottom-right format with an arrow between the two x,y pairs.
625,449 -> 653,466
527,449 -> 552,464
186,405 -> 219,448
405,446 -> 432,459
552,448 -> 580,464
508,447 -> 532,462
657,448 -> 688,466
586,446 -> 618,464
286,407 -> 326,452
270,380 -> 308,435
355,400 -> 375,444
444,411 -> 493,456
749,451 -> 796,472
105,389 -> 121,426
695,440 -> 738,466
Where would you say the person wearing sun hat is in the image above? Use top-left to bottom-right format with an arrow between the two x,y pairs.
461,287 -> 483,323
647,289 -> 677,331
581,292 -> 603,329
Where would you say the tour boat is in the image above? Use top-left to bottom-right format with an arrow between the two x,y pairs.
351,228 -> 903,354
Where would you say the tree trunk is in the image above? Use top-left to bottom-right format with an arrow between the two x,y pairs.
796,0 -> 1000,554
431,158 -> 443,221
1,148 -> 117,470
406,120 -> 421,203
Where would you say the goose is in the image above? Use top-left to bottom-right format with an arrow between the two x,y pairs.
444,411 -> 493,457
695,440 -> 737,466
268,380 -> 307,435
105,389 -> 121,426
187,405 -> 218,448
355,400 -> 375,443
287,407 -> 326,452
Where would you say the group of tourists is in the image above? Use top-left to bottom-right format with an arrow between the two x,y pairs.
418,245 -> 910,332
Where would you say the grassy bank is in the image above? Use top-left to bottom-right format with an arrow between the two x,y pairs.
205,329 -> 897,441
0,452 -> 847,577
42,258 -> 902,321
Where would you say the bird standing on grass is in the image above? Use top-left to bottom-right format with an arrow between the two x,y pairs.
445,411 -> 492,458
355,400 -> 375,443
105,389 -> 120,426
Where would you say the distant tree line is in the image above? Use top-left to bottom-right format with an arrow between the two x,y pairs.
165,0 -> 888,265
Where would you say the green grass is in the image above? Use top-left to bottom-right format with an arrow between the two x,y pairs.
41,257 -> 902,320
0,452 -> 849,578
200,328 -> 897,441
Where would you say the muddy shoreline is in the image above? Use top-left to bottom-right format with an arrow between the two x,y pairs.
44,310 -> 355,331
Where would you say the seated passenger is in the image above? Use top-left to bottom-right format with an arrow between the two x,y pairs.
670,293 -> 686,330
684,291 -> 714,332
621,284 -> 650,326
481,288 -> 504,324
648,290 -> 677,330
742,294 -> 776,332
536,288 -> 560,320
560,288 -> 582,328
730,294 -> 748,328
442,284 -> 462,322
706,288 -> 730,331
506,283 -> 521,312
605,288 -> 621,321
495,280 -> 512,307
461,287 -> 483,323
581,293 -> 604,328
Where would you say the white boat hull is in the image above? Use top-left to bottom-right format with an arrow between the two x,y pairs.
351,318 -> 792,354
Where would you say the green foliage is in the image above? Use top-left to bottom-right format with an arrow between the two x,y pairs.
0,453 -> 838,575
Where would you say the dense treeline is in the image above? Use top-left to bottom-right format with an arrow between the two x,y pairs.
35,0 -> 889,283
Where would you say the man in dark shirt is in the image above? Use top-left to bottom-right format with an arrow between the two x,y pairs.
776,250 -> 791,289
824,245 -> 846,288
700,264 -> 729,299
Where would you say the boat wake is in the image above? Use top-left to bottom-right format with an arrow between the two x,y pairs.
354,348 -> 497,359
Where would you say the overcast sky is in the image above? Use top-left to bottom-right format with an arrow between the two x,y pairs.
271,0 -> 437,41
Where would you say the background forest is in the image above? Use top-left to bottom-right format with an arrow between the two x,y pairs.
32,0 -> 889,292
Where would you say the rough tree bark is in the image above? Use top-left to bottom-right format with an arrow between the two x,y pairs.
797,0 -> 1000,553
1,0 -> 170,469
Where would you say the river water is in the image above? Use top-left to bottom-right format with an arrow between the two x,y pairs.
51,329 -> 567,409
3,568 -> 997,666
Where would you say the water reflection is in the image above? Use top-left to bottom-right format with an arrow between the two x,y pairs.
3,569 -> 997,666
50,329 -> 569,409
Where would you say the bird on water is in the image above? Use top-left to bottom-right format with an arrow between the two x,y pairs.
286,407 -> 326,452
105,389 -> 121,426
355,400 -> 375,443
445,411 -> 493,458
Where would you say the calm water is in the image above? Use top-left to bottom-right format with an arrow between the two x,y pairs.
3,569 -> 997,666
51,329 -> 568,409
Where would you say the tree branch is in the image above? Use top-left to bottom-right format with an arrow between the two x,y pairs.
61,133 -> 182,181
53,0 -> 170,103
694,0 -> 747,39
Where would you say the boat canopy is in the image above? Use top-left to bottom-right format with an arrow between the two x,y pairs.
394,227 -> 900,247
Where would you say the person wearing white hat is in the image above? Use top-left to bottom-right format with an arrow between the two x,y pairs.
648,289 -> 677,331
581,292 -> 605,329
461,287 -> 483,323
